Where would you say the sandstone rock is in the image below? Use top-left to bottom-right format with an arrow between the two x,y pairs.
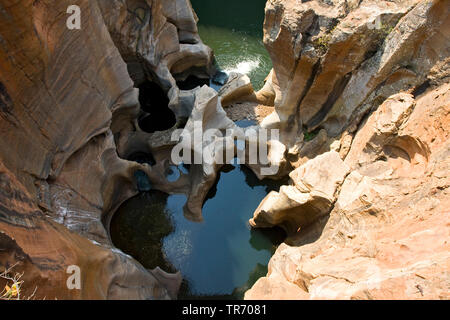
97,0 -> 215,120
0,0 -> 211,299
321,0 -> 450,136
245,273 -> 309,300
344,92 -> 417,170
254,69 -> 276,106
290,151 -> 349,199
219,73 -> 255,107
250,151 -> 349,235
171,86 -> 237,221
0,162 -> 172,300
246,83 -> 450,300
1,0 -> 448,301
258,0 -> 448,170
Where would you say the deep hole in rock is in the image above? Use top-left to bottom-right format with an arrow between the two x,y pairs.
110,191 -> 176,272
179,39 -> 199,45
176,75 -> 210,90
137,81 -> 176,133
127,151 -> 156,166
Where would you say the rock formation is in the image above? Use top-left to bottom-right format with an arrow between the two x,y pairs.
219,73 -> 255,107
257,0 -> 448,154
247,84 -> 450,299
171,85 -> 237,221
246,0 -> 449,300
0,0 -> 448,301
250,151 -> 350,235
0,0 -> 215,299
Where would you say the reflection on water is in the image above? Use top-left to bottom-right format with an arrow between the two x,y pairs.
191,0 -> 271,90
110,191 -> 175,273
110,164 -> 286,299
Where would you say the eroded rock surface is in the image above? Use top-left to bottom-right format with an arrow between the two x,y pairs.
0,0 -> 448,301
259,0 -> 448,155
219,73 -> 255,107
172,86 -> 237,221
246,82 -> 450,300
0,0 -> 214,299
246,0 -> 449,300
250,151 -> 349,235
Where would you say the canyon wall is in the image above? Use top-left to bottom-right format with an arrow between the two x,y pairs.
246,0 -> 449,299
0,0 -> 213,299
0,0 -> 448,300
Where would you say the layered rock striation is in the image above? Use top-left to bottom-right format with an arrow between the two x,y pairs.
0,0 -> 214,299
246,0 -> 449,299
0,0 -> 448,301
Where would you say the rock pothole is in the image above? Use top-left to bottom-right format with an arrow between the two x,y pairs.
137,81 -> 176,133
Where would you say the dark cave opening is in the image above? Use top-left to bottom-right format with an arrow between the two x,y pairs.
137,81 -> 176,133
176,75 -> 211,91
127,151 -> 156,166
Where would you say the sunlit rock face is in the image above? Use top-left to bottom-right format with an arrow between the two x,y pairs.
246,0 -> 450,300
250,151 -> 350,236
97,0 -> 214,120
247,84 -> 450,300
0,0 -> 216,299
0,0 -> 448,301
258,0 -> 448,153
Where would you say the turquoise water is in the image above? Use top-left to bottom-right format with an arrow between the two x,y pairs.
110,2 -> 282,299
110,163 -> 286,299
191,0 -> 271,90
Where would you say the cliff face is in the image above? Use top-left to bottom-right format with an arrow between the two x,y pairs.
0,0 -> 448,300
246,0 -> 450,299
0,0 -> 212,299
258,0 -> 448,145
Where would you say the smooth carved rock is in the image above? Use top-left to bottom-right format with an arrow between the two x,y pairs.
169,84 -> 287,220
321,0 -> 447,136
0,162 -> 171,300
246,83 -> 450,300
0,0 -> 214,299
97,0 -> 214,121
219,73 -> 255,107
344,92 -> 417,171
247,0 -> 449,299
258,0 -> 449,168
172,86 -> 237,221
250,151 -> 349,235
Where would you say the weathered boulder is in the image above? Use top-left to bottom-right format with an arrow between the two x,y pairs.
219,73 -> 255,107
344,92 -> 418,171
250,151 -> 349,235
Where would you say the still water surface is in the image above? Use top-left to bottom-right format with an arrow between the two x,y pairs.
111,161 -> 286,299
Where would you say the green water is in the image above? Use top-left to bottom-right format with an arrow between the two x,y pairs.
110,163 -> 286,299
110,2 -> 281,299
191,0 -> 271,90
